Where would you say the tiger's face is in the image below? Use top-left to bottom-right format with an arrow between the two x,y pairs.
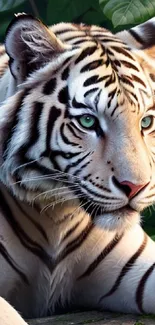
1,14 -> 155,231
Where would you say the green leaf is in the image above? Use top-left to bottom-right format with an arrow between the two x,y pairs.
142,206 -> 155,240
80,9 -> 112,28
0,0 -> 26,12
47,0 -> 96,24
99,0 -> 155,28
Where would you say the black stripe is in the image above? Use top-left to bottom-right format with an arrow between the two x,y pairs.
113,59 -> 121,68
102,232 -> 148,298
65,151 -> 91,173
45,106 -> 61,155
60,123 -> 79,146
49,150 -> 81,161
15,101 -> 43,163
43,78 -> 57,95
112,46 -> 134,60
126,90 -> 138,102
131,74 -> 146,87
67,121 -> 86,134
129,29 -> 144,46
107,88 -> 117,108
55,28 -> 76,35
55,213 -> 76,225
89,180 -> 111,192
121,76 -> 134,88
105,74 -> 116,88
58,221 -> 94,261
121,60 -> 139,72
100,45 -> 105,57
94,89 -> 102,112
24,101 -> 43,149
0,242 -> 29,284
61,217 -> 84,241
84,75 -> 108,87
136,262 -> 155,313
67,123 -> 82,140
81,59 -> 103,73
84,88 -> 98,98
13,197 -> 48,243
75,46 -> 97,64
3,90 -> 27,160
58,86 -> 69,104
17,159 -> 58,179
83,173 -> 92,180
111,104 -> 119,117
78,232 -> 124,279
73,39 -> 89,45
64,35 -> 85,42
75,182 -> 112,200
72,97 -> 87,108
62,66 -> 70,81
99,38 -> 125,44
0,189 -> 52,269
73,160 -> 90,176
105,57 -> 110,68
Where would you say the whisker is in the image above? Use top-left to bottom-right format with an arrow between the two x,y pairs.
33,184 -> 80,202
12,176 -> 80,186
91,203 -> 98,217
40,194 -> 84,213
61,200 -> 88,222
12,167 -> 82,186
84,201 -> 95,214
13,166 -> 81,182
12,158 -> 42,173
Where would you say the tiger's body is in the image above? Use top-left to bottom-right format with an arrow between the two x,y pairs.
1,14 -> 155,324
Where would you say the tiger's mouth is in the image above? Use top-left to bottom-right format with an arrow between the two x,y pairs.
114,204 -> 137,215
72,186 -> 139,220
77,192 -> 138,219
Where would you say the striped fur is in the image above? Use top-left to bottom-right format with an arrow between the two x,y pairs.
1,14 -> 155,324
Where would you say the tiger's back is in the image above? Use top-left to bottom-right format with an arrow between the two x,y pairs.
0,14 -> 155,324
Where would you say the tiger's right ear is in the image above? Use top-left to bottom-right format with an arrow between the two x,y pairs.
5,14 -> 69,84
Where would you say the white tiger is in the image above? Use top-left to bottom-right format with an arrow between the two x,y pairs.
0,13 -> 155,324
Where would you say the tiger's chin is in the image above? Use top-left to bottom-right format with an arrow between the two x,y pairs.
94,206 -> 141,232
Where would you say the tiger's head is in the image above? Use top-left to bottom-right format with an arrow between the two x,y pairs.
1,14 -> 155,231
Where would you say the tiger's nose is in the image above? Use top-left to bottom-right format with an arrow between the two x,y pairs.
119,180 -> 148,199
113,177 -> 148,199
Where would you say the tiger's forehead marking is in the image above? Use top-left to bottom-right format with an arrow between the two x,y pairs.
68,41 -> 154,115
24,22 -> 154,116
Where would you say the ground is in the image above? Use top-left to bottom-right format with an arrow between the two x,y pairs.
28,311 -> 155,325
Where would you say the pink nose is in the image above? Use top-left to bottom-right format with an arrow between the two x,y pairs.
120,181 -> 148,199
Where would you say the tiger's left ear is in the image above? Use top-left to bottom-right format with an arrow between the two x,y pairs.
5,14 -> 69,84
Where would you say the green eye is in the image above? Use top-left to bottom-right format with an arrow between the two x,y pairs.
78,115 -> 96,129
141,116 -> 153,130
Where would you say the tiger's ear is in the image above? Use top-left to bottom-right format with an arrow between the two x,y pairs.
117,18 -> 155,82
131,18 -> 155,84
116,17 -> 155,50
5,14 -> 68,83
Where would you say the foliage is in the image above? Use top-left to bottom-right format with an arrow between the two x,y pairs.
0,0 -> 155,239
1,0 -> 155,41
100,0 -> 155,28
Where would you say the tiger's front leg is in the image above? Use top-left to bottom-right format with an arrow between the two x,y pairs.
0,297 -> 28,325
72,224 -> 155,314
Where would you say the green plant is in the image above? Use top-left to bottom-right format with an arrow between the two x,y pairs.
1,0 -> 155,41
